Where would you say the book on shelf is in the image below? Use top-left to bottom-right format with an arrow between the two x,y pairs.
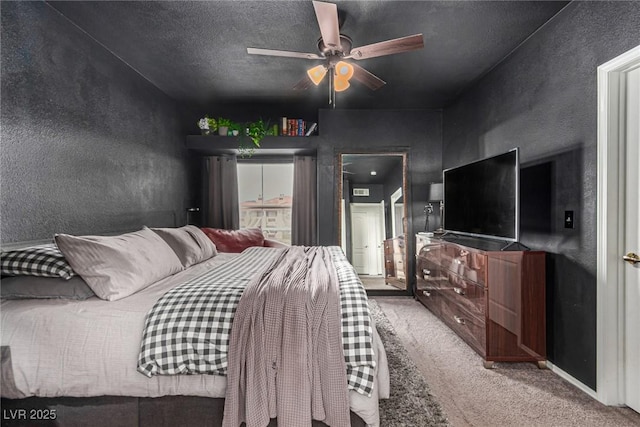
305,122 -> 318,136
278,117 -> 316,136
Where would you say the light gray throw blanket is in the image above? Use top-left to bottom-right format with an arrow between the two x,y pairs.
222,246 -> 351,427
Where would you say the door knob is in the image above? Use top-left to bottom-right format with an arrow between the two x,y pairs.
623,252 -> 640,265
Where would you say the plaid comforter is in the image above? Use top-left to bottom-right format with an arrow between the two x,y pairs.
137,246 -> 376,396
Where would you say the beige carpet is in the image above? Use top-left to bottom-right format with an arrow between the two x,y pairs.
373,296 -> 640,427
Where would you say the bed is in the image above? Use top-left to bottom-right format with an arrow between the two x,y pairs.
0,226 -> 389,427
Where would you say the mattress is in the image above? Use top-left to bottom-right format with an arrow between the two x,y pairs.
1,250 -> 389,426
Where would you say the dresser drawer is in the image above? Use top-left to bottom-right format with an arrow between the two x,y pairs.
416,256 -> 448,282
440,245 -> 487,286
416,286 -> 441,317
440,298 -> 486,357
439,272 -> 486,316
416,241 -> 443,262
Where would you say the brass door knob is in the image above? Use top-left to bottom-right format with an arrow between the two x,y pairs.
623,252 -> 640,265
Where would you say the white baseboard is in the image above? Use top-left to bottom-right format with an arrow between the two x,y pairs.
547,361 -> 598,400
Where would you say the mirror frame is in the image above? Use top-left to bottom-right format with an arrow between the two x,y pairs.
337,150 -> 410,294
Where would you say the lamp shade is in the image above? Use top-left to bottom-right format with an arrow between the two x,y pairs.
307,65 -> 327,86
428,182 -> 443,202
334,61 -> 354,92
335,61 -> 354,80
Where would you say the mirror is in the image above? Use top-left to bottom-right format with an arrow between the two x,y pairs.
338,153 -> 408,291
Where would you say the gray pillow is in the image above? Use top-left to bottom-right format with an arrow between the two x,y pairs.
54,228 -> 184,301
149,225 -> 217,268
1,275 -> 95,300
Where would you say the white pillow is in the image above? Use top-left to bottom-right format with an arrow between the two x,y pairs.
54,228 -> 184,301
148,225 -> 217,268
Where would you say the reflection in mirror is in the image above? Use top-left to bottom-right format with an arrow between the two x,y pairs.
339,153 -> 407,291
390,187 -> 403,237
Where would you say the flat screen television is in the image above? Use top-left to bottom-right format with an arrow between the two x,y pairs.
443,148 -> 519,242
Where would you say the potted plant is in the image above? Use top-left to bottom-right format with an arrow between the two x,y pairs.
236,119 -> 273,158
229,121 -> 242,137
198,116 -> 217,135
246,119 -> 272,146
217,118 -> 232,136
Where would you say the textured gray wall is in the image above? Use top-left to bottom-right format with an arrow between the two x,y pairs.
316,109 -> 443,290
1,2 -> 195,243
442,1 -> 640,389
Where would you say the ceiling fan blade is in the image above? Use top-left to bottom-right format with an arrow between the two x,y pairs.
247,47 -> 323,60
346,34 -> 424,60
312,1 -> 341,52
351,63 -> 386,91
293,75 -> 313,91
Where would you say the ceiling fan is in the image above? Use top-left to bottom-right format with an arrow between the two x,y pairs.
246,1 -> 424,106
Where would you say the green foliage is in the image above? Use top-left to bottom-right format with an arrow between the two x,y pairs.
217,117 -> 232,127
246,119 -> 271,147
199,116 -> 275,157
206,116 -> 217,131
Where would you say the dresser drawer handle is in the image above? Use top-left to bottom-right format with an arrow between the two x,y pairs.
454,315 -> 466,325
453,287 -> 465,295
422,290 -> 431,297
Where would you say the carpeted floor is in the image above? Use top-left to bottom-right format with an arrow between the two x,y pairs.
370,300 -> 449,426
373,296 -> 640,427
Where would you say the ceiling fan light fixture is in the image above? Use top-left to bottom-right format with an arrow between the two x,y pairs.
335,61 -> 354,80
333,61 -> 354,92
307,65 -> 327,85
334,76 -> 350,92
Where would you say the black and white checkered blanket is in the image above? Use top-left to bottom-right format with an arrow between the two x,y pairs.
137,246 -> 376,396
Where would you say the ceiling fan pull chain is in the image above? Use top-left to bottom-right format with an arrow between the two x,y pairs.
329,70 -> 335,108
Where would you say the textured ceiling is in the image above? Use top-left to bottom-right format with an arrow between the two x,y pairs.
342,154 -> 402,185
48,0 -> 569,110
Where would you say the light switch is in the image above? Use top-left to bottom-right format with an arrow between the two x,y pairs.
564,211 -> 574,229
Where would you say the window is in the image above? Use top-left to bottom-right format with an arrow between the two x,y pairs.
237,162 -> 294,244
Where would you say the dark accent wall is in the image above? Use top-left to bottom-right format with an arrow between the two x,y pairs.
442,1 -> 640,389
1,2 -> 196,243
316,109 -> 443,290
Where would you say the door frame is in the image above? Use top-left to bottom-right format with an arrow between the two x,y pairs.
390,187 -> 403,237
596,44 -> 640,406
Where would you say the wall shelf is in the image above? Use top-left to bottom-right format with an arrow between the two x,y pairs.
185,135 -> 318,156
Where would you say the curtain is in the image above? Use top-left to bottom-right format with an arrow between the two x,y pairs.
291,155 -> 317,245
204,155 -> 239,229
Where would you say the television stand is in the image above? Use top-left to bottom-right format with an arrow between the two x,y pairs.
414,234 -> 546,368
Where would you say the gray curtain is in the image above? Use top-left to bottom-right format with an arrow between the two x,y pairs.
204,155 -> 239,229
291,155 -> 317,245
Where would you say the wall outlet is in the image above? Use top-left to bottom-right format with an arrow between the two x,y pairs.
564,210 -> 574,229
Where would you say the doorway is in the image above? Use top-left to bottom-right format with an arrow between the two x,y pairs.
597,44 -> 640,412
350,203 -> 384,276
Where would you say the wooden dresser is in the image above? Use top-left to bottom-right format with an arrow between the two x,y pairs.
384,236 -> 406,289
415,234 -> 546,368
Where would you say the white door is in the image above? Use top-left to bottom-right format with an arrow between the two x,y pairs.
624,66 -> 640,413
597,44 -> 640,411
351,204 -> 383,275
351,210 -> 369,274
